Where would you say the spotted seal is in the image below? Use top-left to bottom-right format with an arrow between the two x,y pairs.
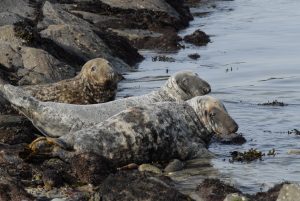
0,71 -> 211,137
22,58 -> 120,104
29,95 -> 238,166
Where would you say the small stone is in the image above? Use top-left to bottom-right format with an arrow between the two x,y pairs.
138,164 -> 162,174
164,159 -> 185,173
42,169 -> 63,190
184,29 -> 210,46
224,193 -> 249,201
188,53 -> 200,60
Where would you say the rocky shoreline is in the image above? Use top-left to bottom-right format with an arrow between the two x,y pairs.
0,0 -> 298,201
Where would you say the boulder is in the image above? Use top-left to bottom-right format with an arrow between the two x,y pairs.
90,171 -> 193,201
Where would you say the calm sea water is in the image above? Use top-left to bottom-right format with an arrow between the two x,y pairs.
117,0 -> 300,195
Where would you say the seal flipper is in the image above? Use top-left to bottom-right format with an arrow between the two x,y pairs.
26,137 -> 73,161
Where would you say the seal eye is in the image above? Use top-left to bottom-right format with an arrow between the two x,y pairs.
91,66 -> 97,72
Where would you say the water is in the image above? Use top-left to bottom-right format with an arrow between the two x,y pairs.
117,0 -> 300,195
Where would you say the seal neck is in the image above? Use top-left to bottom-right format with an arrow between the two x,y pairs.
151,76 -> 191,102
186,96 -> 213,134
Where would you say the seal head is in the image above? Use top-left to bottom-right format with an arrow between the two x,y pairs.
164,71 -> 211,101
188,96 -> 238,135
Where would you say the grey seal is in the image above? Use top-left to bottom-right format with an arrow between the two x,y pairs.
0,71 -> 211,137
22,58 -> 120,104
29,95 -> 238,166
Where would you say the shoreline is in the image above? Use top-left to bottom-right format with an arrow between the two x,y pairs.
0,1 -> 299,201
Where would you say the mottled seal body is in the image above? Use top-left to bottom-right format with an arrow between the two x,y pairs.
22,58 -> 120,104
30,96 -> 238,166
0,71 -> 211,137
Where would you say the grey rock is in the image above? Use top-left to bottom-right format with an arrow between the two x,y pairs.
100,0 -> 180,19
0,12 -> 24,26
164,159 -> 185,173
224,193 -> 249,201
0,25 -> 24,46
276,184 -> 300,201
0,42 -> 75,85
38,1 -> 130,72
90,171 -> 193,201
0,0 -> 35,20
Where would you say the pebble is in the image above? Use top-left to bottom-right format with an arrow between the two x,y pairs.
138,164 -> 162,174
164,159 -> 185,173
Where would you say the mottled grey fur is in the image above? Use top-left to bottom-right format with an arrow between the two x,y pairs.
34,96 -> 238,166
0,71 -> 211,137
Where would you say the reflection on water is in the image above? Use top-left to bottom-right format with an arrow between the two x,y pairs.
117,0 -> 300,195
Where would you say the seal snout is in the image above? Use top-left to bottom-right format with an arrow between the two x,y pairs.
230,120 -> 239,134
203,86 -> 211,94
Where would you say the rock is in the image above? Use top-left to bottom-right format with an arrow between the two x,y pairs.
42,169 -> 64,190
138,164 -> 162,174
38,1 -> 135,71
0,178 -> 34,201
188,53 -> 200,60
253,182 -> 287,201
0,44 -> 76,85
69,153 -> 115,185
38,1 -> 93,30
90,171 -> 193,201
0,0 -> 36,20
224,193 -> 249,201
19,47 -> 75,85
0,25 -> 24,46
70,0 -> 192,29
196,179 -> 241,201
184,29 -> 210,46
164,159 -> 185,173
0,12 -> 24,26
276,184 -> 300,201
0,115 -> 38,145
40,24 -> 129,72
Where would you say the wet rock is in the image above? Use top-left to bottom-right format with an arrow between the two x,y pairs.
276,183 -> 300,201
69,152 -> 115,185
138,164 -> 162,174
42,169 -> 64,190
253,182 -> 287,201
152,55 -> 176,62
91,171 -> 193,201
196,179 -> 241,201
164,159 -> 185,173
0,178 -> 34,201
288,129 -> 300,135
184,29 -> 211,46
110,28 -> 183,51
224,193 -> 249,201
94,30 -> 144,66
0,115 -> 38,145
188,53 -> 200,60
40,24 -> 129,72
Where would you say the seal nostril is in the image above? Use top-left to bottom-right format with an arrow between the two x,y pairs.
232,123 -> 239,133
203,87 -> 211,94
